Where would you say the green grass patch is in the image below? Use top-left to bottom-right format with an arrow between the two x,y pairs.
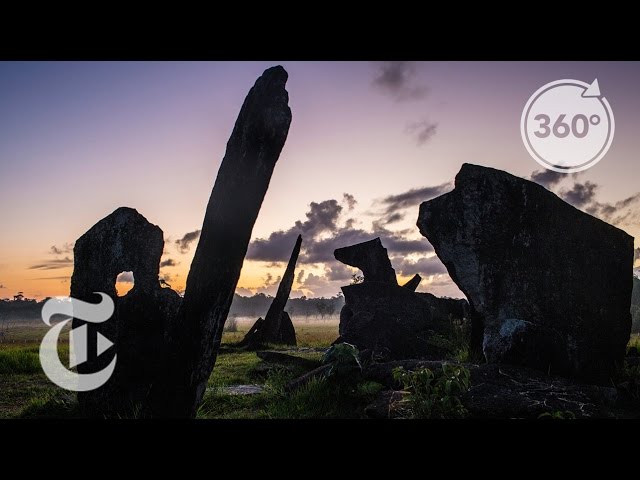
0,349 -> 43,375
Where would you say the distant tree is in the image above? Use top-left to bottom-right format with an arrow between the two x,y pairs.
13,292 -> 24,302
351,274 -> 364,285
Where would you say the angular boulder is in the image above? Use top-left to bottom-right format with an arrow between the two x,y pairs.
417,163 -> 634,384
334,238 -> 397,284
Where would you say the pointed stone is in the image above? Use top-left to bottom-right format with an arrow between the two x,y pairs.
240,235 -> 301,348
402,274 -> 422,291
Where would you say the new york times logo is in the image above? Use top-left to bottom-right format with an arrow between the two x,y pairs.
40,293 -> 116,391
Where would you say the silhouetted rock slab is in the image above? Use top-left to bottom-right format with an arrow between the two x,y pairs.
418,163 -> 634,384
151,65 -> 292,417
240,235 -> 301,348
339,282 -> 467,360
402,274 -> 422,292
334,238 -> 397,284
71,207 -> 181,417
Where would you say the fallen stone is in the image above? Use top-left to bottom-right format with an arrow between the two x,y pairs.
334,238 -> 397,284
418,163 -> 634,384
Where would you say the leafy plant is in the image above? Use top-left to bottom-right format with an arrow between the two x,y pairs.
392,363 -> 471,419
537,410 -> 576,420
322,342 -> 362,378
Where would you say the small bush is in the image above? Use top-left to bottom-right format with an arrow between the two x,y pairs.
538,410 -> 576,420
393,363 -> 471,419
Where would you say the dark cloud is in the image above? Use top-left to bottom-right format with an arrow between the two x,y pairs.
586,193 -> 640,226
343,193 -> 357,210
634,248 -> 640,266
0,284 -> 5,289
160,258 -> 178,268
296,269 -> 305,285
117,271 -> 134,284
406,120 -> 438,146
29,257 -> 73,270
248,193 -> 434,265
175,230 -> 201,254
324,264 -> 356,282
560,181 -> 599,208
50,242 -> 74,255
379,183 -> 451,217
372,61 -> 428,102
392,255 -> 447,277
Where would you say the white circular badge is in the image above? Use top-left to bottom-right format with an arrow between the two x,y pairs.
521,79 -> 614,173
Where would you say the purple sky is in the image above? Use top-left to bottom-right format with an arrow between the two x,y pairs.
1,61 -> 638,299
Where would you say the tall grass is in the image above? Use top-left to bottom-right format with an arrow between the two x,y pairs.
0,349 -> 42,375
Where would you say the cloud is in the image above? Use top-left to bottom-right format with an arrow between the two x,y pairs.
175,230 -> 201,254
378,183 -> 451,217
405,120 -> 438,146
372,61 -> 428,102
160,258 -> 178,268
248,192 -> 435,266
343,193 -> 357,210
560,181 -> 599,208
116,271 -> 134,284
0,284 -> 5,289
31,276 -> 70,281
29,257 -> 73,270
324,263 -> 356,282
50,242 -> 74,255
634,247 -> 640,267
555,177 -> 640,228
392,255 -> 447,277
235,287 -> 255,297
296,269 -> 305,284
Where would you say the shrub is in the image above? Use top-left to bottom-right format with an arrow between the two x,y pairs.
392,363 -> 471,419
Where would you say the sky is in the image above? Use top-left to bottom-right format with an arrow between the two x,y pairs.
1,61 -> 639,301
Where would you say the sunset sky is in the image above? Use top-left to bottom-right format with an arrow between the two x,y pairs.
1,61 -> 639,300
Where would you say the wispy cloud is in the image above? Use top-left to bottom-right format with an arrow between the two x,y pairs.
405,120 -> 438,146
49,242 -> 74,255
372,61 -> 428,102
160,258 -> 178,268
29,257 -> 73,270
175,230 -> 201,254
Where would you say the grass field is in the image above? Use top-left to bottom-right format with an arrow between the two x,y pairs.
0,318 -> 339,419
2,322 -> 639,419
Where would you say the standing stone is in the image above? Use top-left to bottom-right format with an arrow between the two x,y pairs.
417,163 -> 634,384
152,66 -> 292,416
71,207 -> 181,417
334,238 -> 397,284
334,238 -> 468,359
240,235 -> 301,348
